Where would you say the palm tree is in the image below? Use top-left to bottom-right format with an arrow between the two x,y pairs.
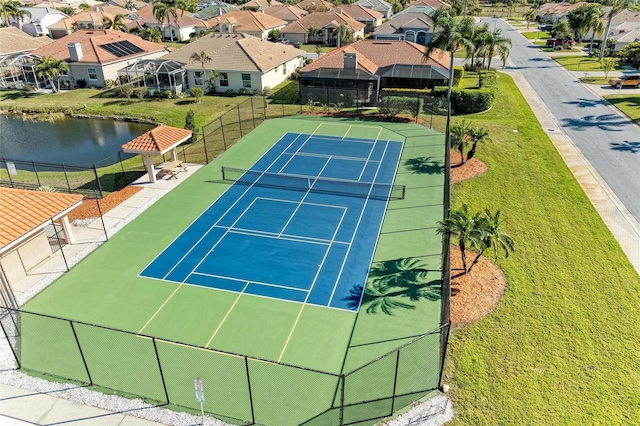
599,0 -> 624,61
0,0 -> 24,26
466,126 -> 490,161
450,121 -> 470,165
139,27 -> 162,43
102,14 -> 128,32
437,204 -> 484,274
34,56 -> 69,92
426,10 -> 474,102
56,6 -> 75,17
152,0 -> 187,42
189,50 -> 211,88
466,23 -> 490,70
467,209 -> 515,273
479,29 -> 512,70
585,6 -> 604,55
308,26 -> 319,44
522,8 -> 536,30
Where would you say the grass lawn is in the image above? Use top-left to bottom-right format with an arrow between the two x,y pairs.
579,76 -> 610,85
438,73 -> 640,424
521,31 -> 550,39
0,89 -> 248,130
552,55 -> 623,71
298,44 -> 335,53
604,95 -> 640,125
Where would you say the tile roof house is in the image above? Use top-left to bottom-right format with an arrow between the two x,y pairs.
161,33 -> 305,93
406,0 -> 451,9
132,5 -> 204,41
298,39 -> 449,104
193,2 -> 238,20
26,30 -> 168,88
355,0 -> 393,19
606,9 -> 640,51
296,0 -> 335,13
241,0 -> 284,11
262,5 -> 309,24
280,9 -> 366,45
372,10 -> 434,45
197,10 -> 287,40
536,2 -> 587,24
46,5 -> 136,39
6,7 -> 68,37
338,5 -> 384,33
0,27 -> 53,88
0,187 -> 83,286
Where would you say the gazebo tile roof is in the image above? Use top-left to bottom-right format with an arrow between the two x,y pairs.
0,187 -> 83,248
121,125 -> 192,152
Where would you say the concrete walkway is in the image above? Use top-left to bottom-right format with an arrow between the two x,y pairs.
1,165 -> 203,426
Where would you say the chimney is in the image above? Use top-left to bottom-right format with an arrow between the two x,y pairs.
68,42 -> 83,61
344,52 -> 356,69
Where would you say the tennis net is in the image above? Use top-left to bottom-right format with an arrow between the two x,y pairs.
221,166 -> 405,200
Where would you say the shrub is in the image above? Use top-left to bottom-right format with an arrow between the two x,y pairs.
103,79 -> 115,89
119,85 -> 134,101
23,84 -> 36,92
293,42 -> 303,49
432,87 -> 496,114
478,70 -> 496,88
76,79 -> 87,88
452,66 -> 464,87
190,87 -> 204,102
237,87 -> 247,95
163,89 -> 173,99
133,87 -> 149,100
378,96 -> 424,118
304,58 -> 313,65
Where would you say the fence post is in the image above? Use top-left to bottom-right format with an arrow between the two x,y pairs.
0,310 -> 20,369
244,356 -> 256,424
262,95 -> 267,121
69,321 -> 93,385
61,163 -> 72,193
152,337 -> 170,405
201,126 -> 210,164
237,104 -> 243,137
220,117 -> 227,151
339,374 -> 345,426
94,191 -> 109,242
390,349 -> 400,414
250,96 -> 256,128
32,161 -> 41,187
118,151 -> 126,183
50,218 -> 69,271
92,165 -> 103,198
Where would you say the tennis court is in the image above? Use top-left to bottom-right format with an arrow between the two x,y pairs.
18,117 -> 447,425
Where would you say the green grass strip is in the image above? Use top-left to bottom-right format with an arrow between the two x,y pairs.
444,73 -> 640,424
552,56 -> 624,71
604,95 -> 640,125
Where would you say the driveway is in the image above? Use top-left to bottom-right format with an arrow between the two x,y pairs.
491,18 -> 640,227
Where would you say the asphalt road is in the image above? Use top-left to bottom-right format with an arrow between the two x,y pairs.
492,18 -> 640,223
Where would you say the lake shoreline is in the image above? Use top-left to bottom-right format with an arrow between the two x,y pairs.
0,108 -> 159,125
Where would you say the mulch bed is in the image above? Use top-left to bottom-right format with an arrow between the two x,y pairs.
67,186 -> 143,222
449,247 -> 506,327
450,150 -> 489,183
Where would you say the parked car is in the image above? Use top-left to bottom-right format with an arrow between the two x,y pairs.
608,74 -> 640,88
545,38 -> 575,47
538,24 -> 553,31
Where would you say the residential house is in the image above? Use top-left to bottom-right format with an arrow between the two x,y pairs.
133,5 -> 204,41
606,9 -> 640,52
46,5 -> 136,39
536,2 -> 587,24
160,33 -> 305,93
372,10 -> 434,45
355,0 -> 393,19
0,27 -> 53,88
7,7 -> 68,37
338,5 -> 383,33
406,0 -> 450,9
295,0 -> 335,13
193,2 -> 238,20
0,187 -> 83,288
280,9 -> 365,45
196,10 -> 287,40
241,0 -> 284,11
106,0 -> 148,10
298,39 -> 449,104
262,5 -> 309,24
25,30 -> 168,88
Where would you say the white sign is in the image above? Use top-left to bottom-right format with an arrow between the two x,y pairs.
194,378 -> 205,403
6,162 -> 17,175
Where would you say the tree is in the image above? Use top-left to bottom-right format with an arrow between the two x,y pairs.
467,23 -> 491,70
152,0 -> 188,42
34,56 -> 69,92
308,26 -> 319,43
599,0 -> 624,61
450,121 -> 470,165
586,6 -> 604,55
1,0 -> 29,26
466,126 -> 490,160
119,84 -> 133,101
550,20 -> 572,40
189,49 -> 211,84
522,7 -> 536,30
467,209 -> 515,272
190,87 -> 204,102
56,6 -> 76,17
618,42 -> 640,68
78,3 -> 90,10
426,10 -> 473,102
437,204 -> 483,274
184,109 -> 196,142
139,27 -> 162,43
337,23 -> 353,46
268,28 -> 281,41
102,14 -> 129,32
478,29 -> 512,69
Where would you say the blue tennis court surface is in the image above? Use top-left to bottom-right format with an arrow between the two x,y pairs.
141,132 -> 403,311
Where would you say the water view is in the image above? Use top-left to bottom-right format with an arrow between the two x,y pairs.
0,114 -> 154,167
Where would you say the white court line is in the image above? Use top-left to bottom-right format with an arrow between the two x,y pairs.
357,135 -> 383,182
277,204 -> 349,362
286,151 -> 377,162
342,126 -> 353,139
227,228 -> 332,246
205,281 -> 249,347
216,225 -> 350,246
328,140 -> 392,307
277,133 -> 315,174
190,272 -> 310,293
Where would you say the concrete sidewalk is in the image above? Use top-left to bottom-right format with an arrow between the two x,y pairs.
1,165 -> 203,426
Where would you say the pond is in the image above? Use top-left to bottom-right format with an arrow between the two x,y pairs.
0,114 -> 154,168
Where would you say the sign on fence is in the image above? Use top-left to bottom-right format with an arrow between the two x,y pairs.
6,162 -> 16,175
194,378 -> 204,403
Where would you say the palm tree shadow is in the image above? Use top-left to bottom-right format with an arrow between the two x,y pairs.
343,258 -> 441,315
404,157 -> 442,175
610,140 -> 640,153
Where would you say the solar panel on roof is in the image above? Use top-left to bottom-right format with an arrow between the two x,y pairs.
99,40 -> 144,57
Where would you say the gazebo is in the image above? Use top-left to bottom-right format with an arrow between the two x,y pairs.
121,125 -> 193,183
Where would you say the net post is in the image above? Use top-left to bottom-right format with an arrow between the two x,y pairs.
402,184 -> 406,200
220,166 -> 226,180
69,320 -> 93,385
244,356 -> 256,424
151,337 -> 170,405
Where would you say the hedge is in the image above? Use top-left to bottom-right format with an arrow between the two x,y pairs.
432,87 -> 495,114
378,96 -> 425,118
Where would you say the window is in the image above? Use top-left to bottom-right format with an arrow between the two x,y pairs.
87,68 -> 97,80
283,63 -> 287,75
242,73 -> 251,88
194,70 -> 203,86
219,73 -> 229,87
